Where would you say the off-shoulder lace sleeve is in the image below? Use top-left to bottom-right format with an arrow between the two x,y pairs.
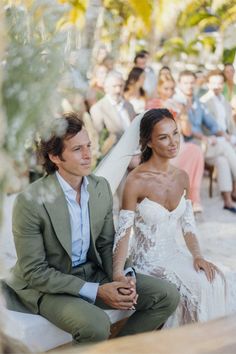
181,199 -> 197,236
112,209 -> 135,279
181,200 -> 202,259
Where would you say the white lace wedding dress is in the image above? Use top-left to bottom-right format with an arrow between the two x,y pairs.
95,112 -> 236,327
113,194 -> 236,327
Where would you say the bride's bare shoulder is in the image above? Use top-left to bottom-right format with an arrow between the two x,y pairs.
128,165 -> 148,179
172,165 -> 189,190
125,166 -> 147,188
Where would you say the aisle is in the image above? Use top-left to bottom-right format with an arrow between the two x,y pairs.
197,177 -> 236,270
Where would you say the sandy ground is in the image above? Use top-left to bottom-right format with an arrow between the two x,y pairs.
197,177 -> 236,271
0,176 -> 236,272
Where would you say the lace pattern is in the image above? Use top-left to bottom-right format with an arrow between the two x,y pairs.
113,209 -> 134,253
181,200 -> 198,236
112,196 -> 236,325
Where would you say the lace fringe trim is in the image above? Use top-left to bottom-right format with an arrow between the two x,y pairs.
163,269 -> 201,323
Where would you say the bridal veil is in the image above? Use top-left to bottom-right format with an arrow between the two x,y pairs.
94,112 -> 145,194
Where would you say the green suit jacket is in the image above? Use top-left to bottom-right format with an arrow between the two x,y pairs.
6,173 -> 115,313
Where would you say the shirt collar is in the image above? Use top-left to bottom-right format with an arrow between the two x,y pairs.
175,88 -> 197,105
56,171 -> 89,197
209,90 -> 223,101
106,94 -> 124,107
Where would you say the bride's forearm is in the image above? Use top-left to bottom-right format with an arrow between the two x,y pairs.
113,230 -> 131,279
184,233 -> 203,260
112,209 -> 135,279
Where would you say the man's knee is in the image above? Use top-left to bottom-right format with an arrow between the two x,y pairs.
163,282 -> 180,313
73,311 -> 111,343
150,279 -> 180,312
136,274 -> 180,311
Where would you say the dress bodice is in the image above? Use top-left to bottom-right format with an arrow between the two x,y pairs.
136,194 -> 186,226
130,195 -> 188,268
113,194 -> 197,275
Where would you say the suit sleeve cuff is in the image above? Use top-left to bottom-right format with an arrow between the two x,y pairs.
79,282 -> 99,303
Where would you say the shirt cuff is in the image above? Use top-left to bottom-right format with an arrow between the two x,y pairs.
124,267 -> 136,278
79,282 -> 99,303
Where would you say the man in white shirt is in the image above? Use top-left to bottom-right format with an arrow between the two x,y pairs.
201,69 -> 236,143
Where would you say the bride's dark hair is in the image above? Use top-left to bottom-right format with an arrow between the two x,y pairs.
139,108 -> 175,163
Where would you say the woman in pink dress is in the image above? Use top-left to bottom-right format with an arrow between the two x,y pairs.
146,74 -> 204,212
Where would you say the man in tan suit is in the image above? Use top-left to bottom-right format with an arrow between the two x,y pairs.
90,71 -> 136,155
4,113 -> 179,343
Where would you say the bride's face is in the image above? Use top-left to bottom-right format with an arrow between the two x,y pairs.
148,118 -> 180,159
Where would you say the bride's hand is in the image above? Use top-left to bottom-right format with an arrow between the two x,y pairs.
193,257 -> 219,282
113,274 -> 128,283
113,274 -> 137,301
113,274 -> 132,294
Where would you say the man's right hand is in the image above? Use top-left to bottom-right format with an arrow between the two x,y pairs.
97,281 -> 137,310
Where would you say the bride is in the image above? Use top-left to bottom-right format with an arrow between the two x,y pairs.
96,108 -> 236,327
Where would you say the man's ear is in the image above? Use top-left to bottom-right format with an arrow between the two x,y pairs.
48,154 -> 60,166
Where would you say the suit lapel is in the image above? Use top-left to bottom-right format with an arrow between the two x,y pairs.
102,98 -> 123,132
87,176 -> 101,260
43,174 -> 72,259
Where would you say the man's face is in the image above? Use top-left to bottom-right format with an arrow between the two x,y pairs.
179,75 -> 196,97
105,76 -> 124,102
50,129 -> 92,180
208,75 -> 224,96
136,57 -> 147,70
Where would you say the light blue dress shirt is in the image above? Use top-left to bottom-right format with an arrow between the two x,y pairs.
174,90 -> 219,137
56,172 -> 98,303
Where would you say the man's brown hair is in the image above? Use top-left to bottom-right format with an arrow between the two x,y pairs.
207,69 -> 225,82
178,70 -> 196,81
38,112 -> 84,174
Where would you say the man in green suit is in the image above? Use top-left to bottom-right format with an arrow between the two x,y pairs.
5,112 -> 179,343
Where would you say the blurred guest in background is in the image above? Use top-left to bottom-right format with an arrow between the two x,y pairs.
195,69 -> 208,98
134,50 -> 156,98
91,71 -> 135,156
223,63 -> 236,101
124,67 -> 146,114
158,65 -> 171,78
174,70 -> 236,213
201,69 -> 236,145
86,64 -> 108,110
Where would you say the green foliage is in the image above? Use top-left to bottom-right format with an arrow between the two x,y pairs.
159,0 -> 236,63
177,0 -> 236,33
223,47 -> 236,64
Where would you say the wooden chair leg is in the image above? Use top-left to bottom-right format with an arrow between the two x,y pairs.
209,168 -> 213,198
205,163 -> 214,198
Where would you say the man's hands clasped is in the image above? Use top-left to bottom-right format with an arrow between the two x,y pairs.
97,276 -> 138,310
